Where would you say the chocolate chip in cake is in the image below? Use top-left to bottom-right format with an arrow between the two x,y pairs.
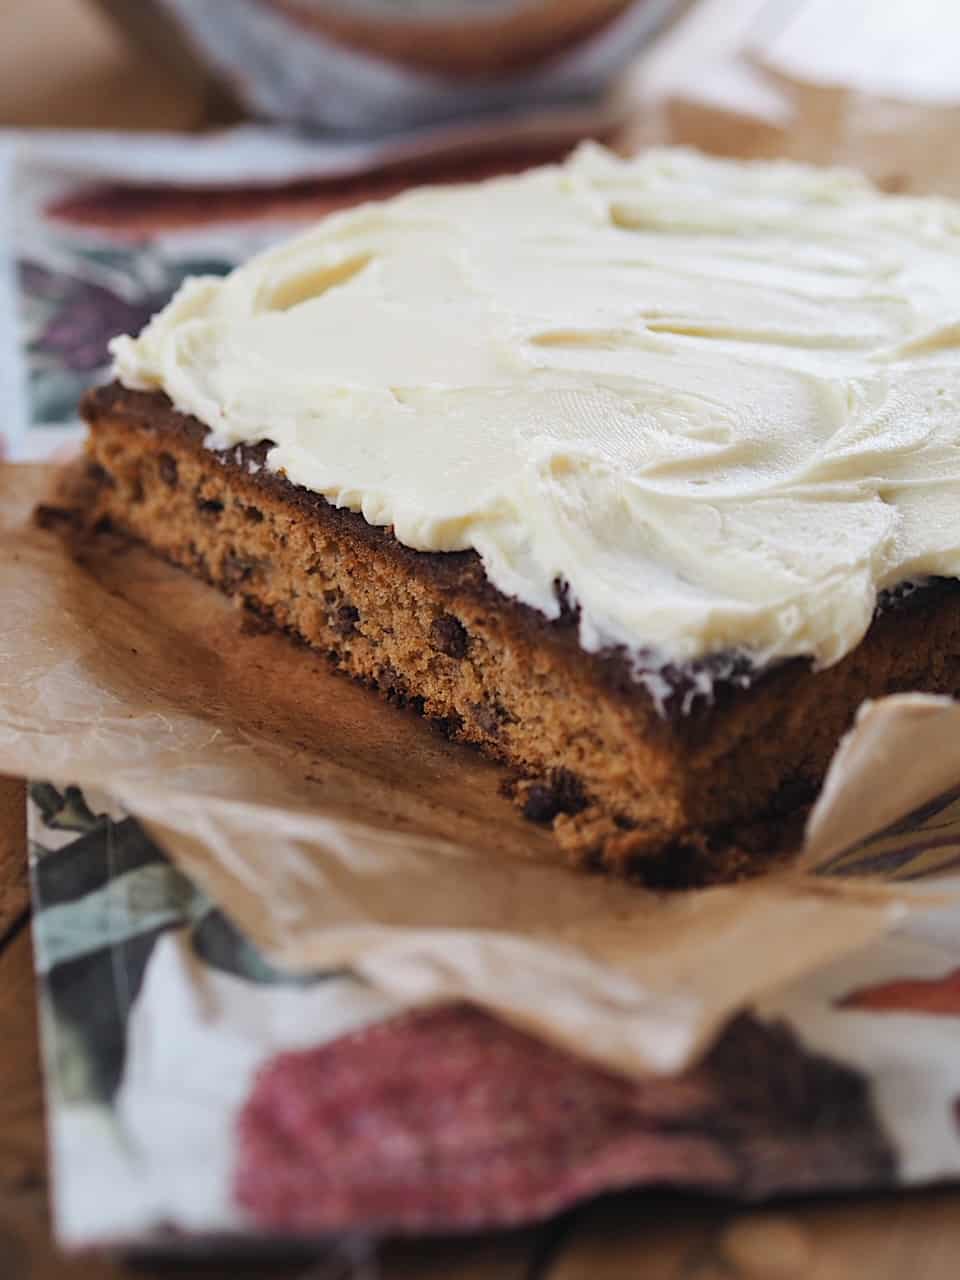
86,461 -> 114,488
157,453 -> 178,488
768,774 -> 818,817
332,604 -> 360,637
522,785 -> 560,824
196,497 -> 224,518
629,841 -> 703,891
522,769 -> 587,824
433,712 -> 464,740
431,612 -> 469,659
34,504 -> 79,531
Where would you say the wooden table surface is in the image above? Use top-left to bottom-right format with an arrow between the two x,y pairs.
4,2 -> 960,1275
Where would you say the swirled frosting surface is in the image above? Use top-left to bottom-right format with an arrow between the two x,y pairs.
111,145 -> 960,675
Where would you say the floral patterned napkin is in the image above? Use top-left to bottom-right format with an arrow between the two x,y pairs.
27,778 -> 960,1251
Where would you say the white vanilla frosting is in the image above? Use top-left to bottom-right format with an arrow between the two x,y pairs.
111,145 -> 960,681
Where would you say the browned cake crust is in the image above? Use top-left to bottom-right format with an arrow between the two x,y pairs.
76,383 -> 960,880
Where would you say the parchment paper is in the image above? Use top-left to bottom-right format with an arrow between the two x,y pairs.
7,462 -> 954,1080
621,0 -> 960,198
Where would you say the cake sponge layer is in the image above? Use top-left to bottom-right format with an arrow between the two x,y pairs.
80,384 -> 960,881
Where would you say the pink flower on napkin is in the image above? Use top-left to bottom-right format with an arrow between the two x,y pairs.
233,1005 -> 894,1234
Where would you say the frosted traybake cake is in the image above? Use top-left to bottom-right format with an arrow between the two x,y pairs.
80,146 -> 960,879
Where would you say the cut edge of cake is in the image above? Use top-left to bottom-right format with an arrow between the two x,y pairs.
68,383 -> 960,884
